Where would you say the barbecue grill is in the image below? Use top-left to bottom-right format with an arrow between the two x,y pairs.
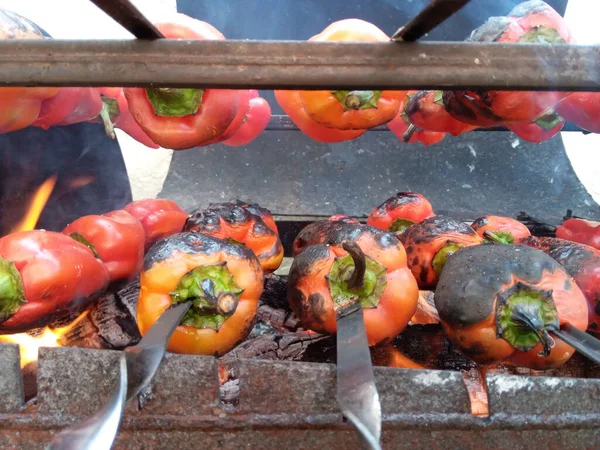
0,0 -> 599,448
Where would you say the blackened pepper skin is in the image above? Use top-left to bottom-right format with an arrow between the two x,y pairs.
401,216 -> 483,289
520,236 -> 600,333
435,244 -> 588,369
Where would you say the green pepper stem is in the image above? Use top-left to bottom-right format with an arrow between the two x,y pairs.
510,304 -> 556,357
0,257 -> 26,323
483,230 -> 514,245
342,242 -> 366,291
146,88 -> 204,117
98,100 -> 116,139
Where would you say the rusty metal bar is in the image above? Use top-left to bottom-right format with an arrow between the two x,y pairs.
0,40 -> 598,91
265,115 -> 588,133
392,0 -> 472,42
89,0 -> 163,40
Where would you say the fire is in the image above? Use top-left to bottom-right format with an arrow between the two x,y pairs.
11,175 -> 58,233
0,311 -> 89,368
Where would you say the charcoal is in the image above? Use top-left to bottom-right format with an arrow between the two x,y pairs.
259,273 -> 289,310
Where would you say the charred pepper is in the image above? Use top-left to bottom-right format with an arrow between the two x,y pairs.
185,201 -> 283,273
435,244 -> 588,369
0,231 -> 109,333
137,232 -> 263,355
367,192 -> 435,236
124,199 -> 189,251
63,210 -> 145,284
520,236 -> 600,334
471,215 -> 531,244
401,216 -> 483,289
288,228 -> 418,346
405,90 -> 476,136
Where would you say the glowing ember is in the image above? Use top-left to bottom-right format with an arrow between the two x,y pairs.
68,175 -> 96,190
0,311 -> 89,368
11,175 -> 58,233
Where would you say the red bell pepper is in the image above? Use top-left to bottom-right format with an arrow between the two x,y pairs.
0,10 -> 60,133
367,192 -> 435,236
223,90 -> 271,146
94,88 -> 159,149
443,1 -> 572,126
405,91 -> 476,136
556,218 -> 600,250
387,91 -> 446,146
123,199 -> 189,251
507,111 -> 565,143
0,230 -> 110,333
124,16 -> 244,150
33,88 -> 103,129
63,210 -> 145,284
557,92 -> 600,134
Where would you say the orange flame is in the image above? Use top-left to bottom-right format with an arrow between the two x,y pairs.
0,310 -> 89,368
11,175 -> 58,233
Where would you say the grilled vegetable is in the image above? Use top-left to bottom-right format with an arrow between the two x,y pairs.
507,112 -> 565,144
33,88 -> 102,129
401,216 -> 483,289
63,210 -> 145,284
124,15 -> 243,150
274,90 -> 365,143
0,230 -> 109,333
185,201 -> 283,272
471,215 -> 531,244
223,90 -> 271,146
443,1 -> 572,126
556,218 -> 600,250
557,92 -> 600,134
95,88 -> 160,149
288,229 -> 418,346
405,90 -> 476,136
137,232 -> 263,355
124,199 -> 188,251
367,192 -> 435,236
298,19 -> 405,130
0,10 -> 59,133
435,244 -> 588,369
387,111 -> 446,146
520,236 -> 600,334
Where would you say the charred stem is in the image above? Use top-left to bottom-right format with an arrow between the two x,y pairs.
402,123 -> 417,142
511,304 -> 555,357
342,242 -> 366,291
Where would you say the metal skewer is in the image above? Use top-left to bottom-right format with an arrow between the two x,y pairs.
552,322 -> 600,365
89,0 -> 164,39
392,0 -> 472,42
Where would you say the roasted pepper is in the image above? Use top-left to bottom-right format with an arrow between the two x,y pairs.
507,112 -> 565,144
556,218 -> 600,250
95,88 -> 159,149
435,244 -> 588,369
63,210 -> 145,284
288,229 -> 419,346
223,90 -> 271,147
298,19 -> 405,130
557,92 -> 600,134
124,199 -> 189,251
137,232 -> 263,355
405,91 -> 476,136
185,201 -> 283,272
33,88 -> 103,129
367,192 -> 435,236
0,10 -> 59,133
274,90 -> 365,143
520,236 -> 600,334
401,216 -> 483,289
443,1 -> 572,126
0,230 -> 109,333
124,16 -> 244,150
293,219 -> 359,256
229,200 -> 279,234
387,94 -> 446,146
471,215 -> 531,244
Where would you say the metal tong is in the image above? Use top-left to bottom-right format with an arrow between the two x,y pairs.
47,302 -> 191,450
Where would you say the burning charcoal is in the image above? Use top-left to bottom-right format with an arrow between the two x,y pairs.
259,273 -> 289,310
59,279 -> 141,350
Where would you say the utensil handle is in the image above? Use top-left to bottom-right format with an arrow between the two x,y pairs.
552,322 -> 600,365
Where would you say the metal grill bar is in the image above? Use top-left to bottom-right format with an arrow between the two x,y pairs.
0,40 -> 598,91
